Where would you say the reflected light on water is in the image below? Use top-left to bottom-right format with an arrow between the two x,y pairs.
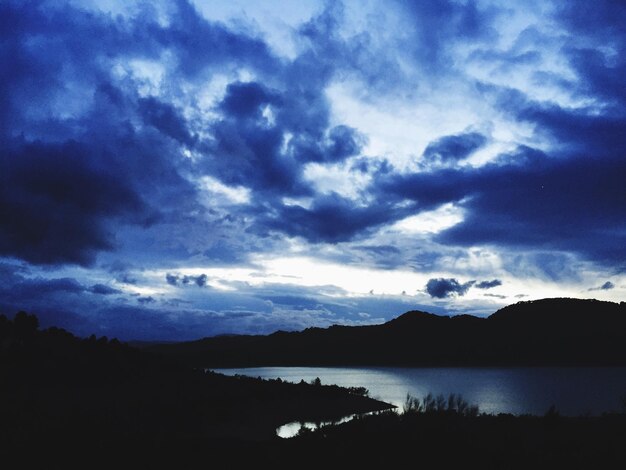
214,366 -> 626,433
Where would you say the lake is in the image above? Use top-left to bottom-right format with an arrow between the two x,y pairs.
214,366 -> 626,416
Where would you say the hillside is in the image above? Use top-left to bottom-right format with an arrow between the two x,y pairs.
0,311 -> 393,466
147,298 -> 626,367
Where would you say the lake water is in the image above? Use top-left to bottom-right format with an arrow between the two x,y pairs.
214,366 -> 626,417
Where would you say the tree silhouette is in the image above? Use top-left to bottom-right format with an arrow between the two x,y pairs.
13,311 -> 39,339
0,314 -> 11,339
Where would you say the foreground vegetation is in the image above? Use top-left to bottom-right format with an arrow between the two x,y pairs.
290,403 -> 626,467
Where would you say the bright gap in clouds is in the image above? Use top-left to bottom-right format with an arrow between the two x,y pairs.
197,176 -> 251,205
153,258 -> 430,296
256,256 -> 427,296
388,204 -> 465,234
149,252 -> 593,306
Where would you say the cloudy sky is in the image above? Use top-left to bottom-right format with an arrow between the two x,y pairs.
1,0 -> 624,340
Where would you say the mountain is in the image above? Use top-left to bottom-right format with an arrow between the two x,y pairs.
147,298 -> 626,367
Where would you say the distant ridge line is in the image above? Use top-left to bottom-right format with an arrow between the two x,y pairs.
147,298 -> 626,368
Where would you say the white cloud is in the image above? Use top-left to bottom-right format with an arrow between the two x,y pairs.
303,161 -> 371,200
197,175 -> 251,205
387,203 -> 465,235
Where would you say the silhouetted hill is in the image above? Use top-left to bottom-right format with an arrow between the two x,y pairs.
148,298 -> 626,367
0,311 -> 392,467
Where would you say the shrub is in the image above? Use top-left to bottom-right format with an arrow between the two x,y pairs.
403,392 -> 479,417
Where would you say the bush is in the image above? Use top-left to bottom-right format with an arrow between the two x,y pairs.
403,393 -> 478,417
403,393 -> 423,414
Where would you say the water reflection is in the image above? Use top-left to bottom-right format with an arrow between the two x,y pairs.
276,412 -> 371,439
215,366 -> 626,417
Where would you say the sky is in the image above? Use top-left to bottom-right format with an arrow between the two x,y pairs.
1,0 -> 625,340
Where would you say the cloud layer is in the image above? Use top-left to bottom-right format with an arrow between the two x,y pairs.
0,0 -> 624,339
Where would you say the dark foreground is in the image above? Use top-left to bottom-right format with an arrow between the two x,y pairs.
287,410 -> 626,469
2,311 -> 626,469
5,407 -> 626,469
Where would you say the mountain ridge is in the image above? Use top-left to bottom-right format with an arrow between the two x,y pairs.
147,298 -> 626,367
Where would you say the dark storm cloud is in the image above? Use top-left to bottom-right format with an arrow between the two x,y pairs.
555,1 -> 626,105
589,281 -> 615,291
88,284 -> 122,295
22,277 -> 85,295
515,102 -> 626,158
425,278 -> 475,299
208,76 -> 364,198
138,97 -> 196,147
209,82 -> 307,195
475,279 -> 502,289
1,270 -> 118,299
0,1 -> 213,266
422,132 -> 487,164
325,125 -> 366,162
289,125 -> 366,164
380,143 -> 626,265
0,139 -> 146,265
165,273 -> 208,287
166,273 -> 180,286
186,274 -> 208,287
257,194 -> 412,243
220,81 -> 280,118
